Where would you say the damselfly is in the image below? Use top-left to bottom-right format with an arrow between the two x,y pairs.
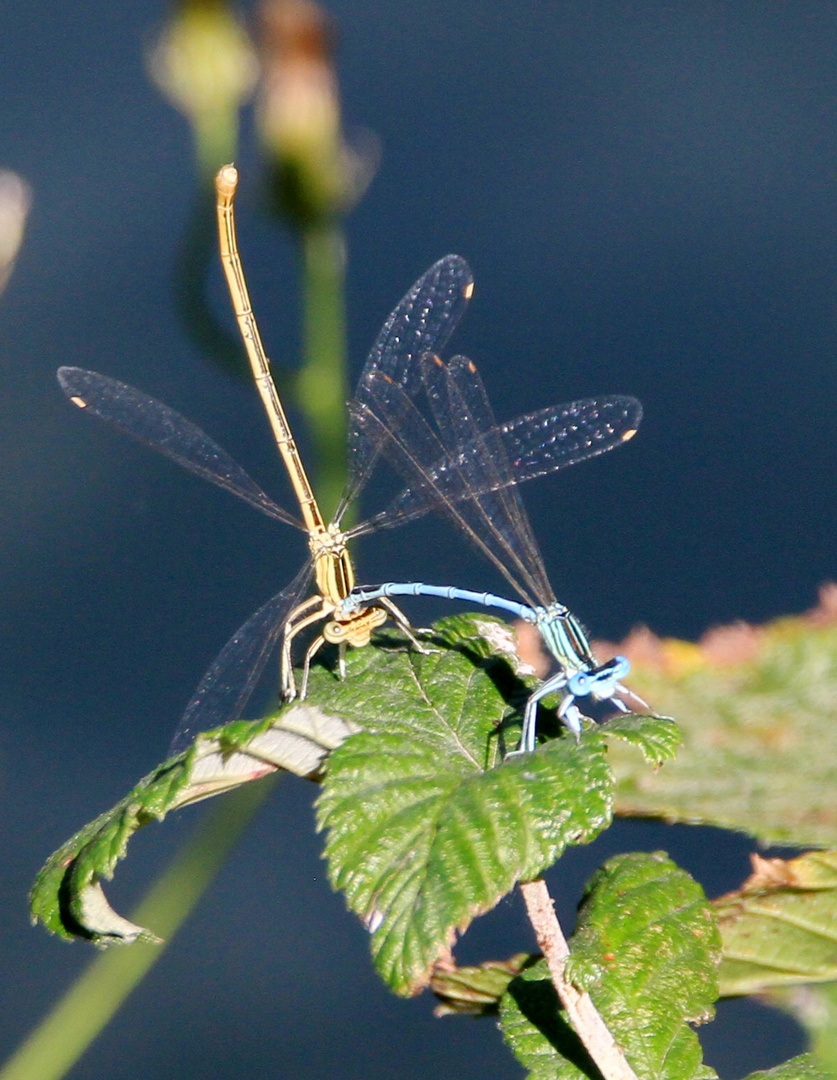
342,352 -> 643,753
59,166 -> 638,754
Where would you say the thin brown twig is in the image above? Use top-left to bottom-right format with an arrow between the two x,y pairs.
519,878 -> 639,1080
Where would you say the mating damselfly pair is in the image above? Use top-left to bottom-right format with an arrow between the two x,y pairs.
58,165 -> 643,757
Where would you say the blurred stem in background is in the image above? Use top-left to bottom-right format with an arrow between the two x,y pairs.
147,0 -> 257,182
296,221 -> 347,518
148,0 -> 258,376
257,0 -> 377,517
2,3 -> 376,1077
1,782 -> 273,1080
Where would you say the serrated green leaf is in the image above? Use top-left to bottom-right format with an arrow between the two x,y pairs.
318,727 -> 614,995
310,621 -> 680,1001
567,853 -> 720,1076
314,618 -> 677,995
30,704 -> 356,943
743,1054 -> 834,1080
716,850 -> 837,996
500,853 -> 720,1080
609,616 -> 837,847
599,712 -> 682,766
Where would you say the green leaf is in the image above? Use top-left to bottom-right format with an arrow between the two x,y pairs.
501,962 -> 589,1078
716,850 -> 837,996
30,703 -> 357,943
599,710 -> 682,766
429,953 -> 536,1016
500,853 -> 721,1080
609,613 -> 837,847
315,617 -> 676,996
318,717 -> 612,996
742,1054 -> 834,1080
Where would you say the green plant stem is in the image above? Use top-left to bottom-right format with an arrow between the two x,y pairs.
295,222 -> 348,521
3,779 -> 273,1080
194,108 -> 240,185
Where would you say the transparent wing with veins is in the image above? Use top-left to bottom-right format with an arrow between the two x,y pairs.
423,354 -> 555,606
357,381 -> 642,537
337,255 -> 474,519
168,563 -> 313,755
349,358 -> 642,608
57,367 -> 301,529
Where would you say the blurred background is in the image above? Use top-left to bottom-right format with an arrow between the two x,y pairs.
1,2 -> 835,1076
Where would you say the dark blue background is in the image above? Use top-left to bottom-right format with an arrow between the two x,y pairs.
1,2 -> 832,1076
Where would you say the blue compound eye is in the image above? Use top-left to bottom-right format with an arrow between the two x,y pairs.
568,671 -> 591,695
